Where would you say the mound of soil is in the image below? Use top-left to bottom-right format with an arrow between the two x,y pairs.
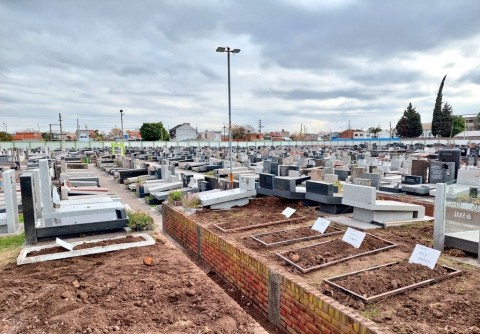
0,235 -> 258,334
282,235 -> 393,270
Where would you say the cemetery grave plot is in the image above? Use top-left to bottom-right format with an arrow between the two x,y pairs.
25,235 -> 146,257
0,233 -> 260,334
277,234 -> 396,273
194,196 -> 317,233
214,214 -> 306,233
250,225 -> 344,247
186,195 -> 480,333
323,261 -> 461,303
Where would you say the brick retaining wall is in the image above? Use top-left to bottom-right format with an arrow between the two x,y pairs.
164,205 -> 389,334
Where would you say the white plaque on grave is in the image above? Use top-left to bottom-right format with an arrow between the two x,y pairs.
56,237 -> 74,251
408,244 -> 441,269
341,227 -> 366,249
281,207 -> 296,219
311,217 -> 331,234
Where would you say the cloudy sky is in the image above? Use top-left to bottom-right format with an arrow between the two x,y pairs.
1,0 -> 479,135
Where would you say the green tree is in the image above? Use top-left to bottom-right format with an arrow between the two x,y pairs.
451,115 -> 465,137
93,129 -> 105,141
139,122 -> 169,141
41,132 -> 53,141
431,74 -> 449,137
474,112 -> 480,130
368,126 -> 382,138
395,103 -> 423,138
431,101 -> 453,137
0,131 -> 13,141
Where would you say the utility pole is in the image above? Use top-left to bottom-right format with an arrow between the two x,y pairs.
258,119 -> 264,134
120,110 -> 124,140
58,113 -> 63,150
389,122 -> 392,138
223,123 -> 226,140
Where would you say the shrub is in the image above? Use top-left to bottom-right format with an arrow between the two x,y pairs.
182,193 -> 201,208
168,189 -> 184,203
127,210 -> 154,231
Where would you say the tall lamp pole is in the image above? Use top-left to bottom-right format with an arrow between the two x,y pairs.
119,110 -> 124,140
216,46 -> 240,188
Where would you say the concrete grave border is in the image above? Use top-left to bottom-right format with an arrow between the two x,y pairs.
250,226 -> 344,248
17,233 -> 155,265
214,215 -> 306,233
324,261 -> 461,303
276,234 -> 397,274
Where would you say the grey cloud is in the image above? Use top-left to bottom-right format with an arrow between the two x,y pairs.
257,88 -> 391,101
461,67 -> 480,84
118,66 -> 157,76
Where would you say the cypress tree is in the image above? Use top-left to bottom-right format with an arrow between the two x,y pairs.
431,74 -> 447,137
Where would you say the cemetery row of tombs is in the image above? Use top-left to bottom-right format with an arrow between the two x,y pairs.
1,143 -> 480,333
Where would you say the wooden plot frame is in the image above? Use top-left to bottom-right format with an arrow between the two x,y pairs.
214,215 -> 306,233
276,234 -> 397,273
323,262 -> 462,303
250,226 -> 344,248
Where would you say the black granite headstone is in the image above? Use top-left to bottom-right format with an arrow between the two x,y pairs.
259,173 -> 274,190
402,175 -> 422,184
334,169 -> 349,181
438,149 -> 461,179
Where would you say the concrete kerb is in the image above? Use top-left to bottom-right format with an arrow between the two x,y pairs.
17,233 -> 155,265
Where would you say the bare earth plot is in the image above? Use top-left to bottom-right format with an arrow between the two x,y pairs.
0,233 -> 263,334
194,197 -> 480,334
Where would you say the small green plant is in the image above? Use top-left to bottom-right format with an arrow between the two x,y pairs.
361,305 -> 381,319
182,193 -> 201,208
114,159 -> 123,167
127,210 -> 154,231
168,189 -> 184,203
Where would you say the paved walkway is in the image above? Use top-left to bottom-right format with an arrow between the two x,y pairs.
88,165 -> 164,230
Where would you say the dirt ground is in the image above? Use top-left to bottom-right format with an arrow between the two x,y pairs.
0,233 -> 261,334
193,197 -> 480,334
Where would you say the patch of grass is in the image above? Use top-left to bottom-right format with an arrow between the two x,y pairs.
361,304 -> 381,319
0,234 -> 25,250
18,213 -> 24,223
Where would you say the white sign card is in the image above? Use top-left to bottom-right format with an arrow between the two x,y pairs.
341,227 -> 366,249
56,237 -> 74,251
408,244 -> 441,270
281,207 -> 296,218
311,217 -> 331,234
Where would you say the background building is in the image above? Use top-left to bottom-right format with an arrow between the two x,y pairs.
169,123 -> 197,141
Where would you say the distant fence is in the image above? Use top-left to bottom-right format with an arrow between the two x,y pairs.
0,137 -> 477,151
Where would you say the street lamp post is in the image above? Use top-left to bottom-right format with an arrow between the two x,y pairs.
120,110 -> 124,140
2,122 -> 6,134
216,46 -> 240,188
